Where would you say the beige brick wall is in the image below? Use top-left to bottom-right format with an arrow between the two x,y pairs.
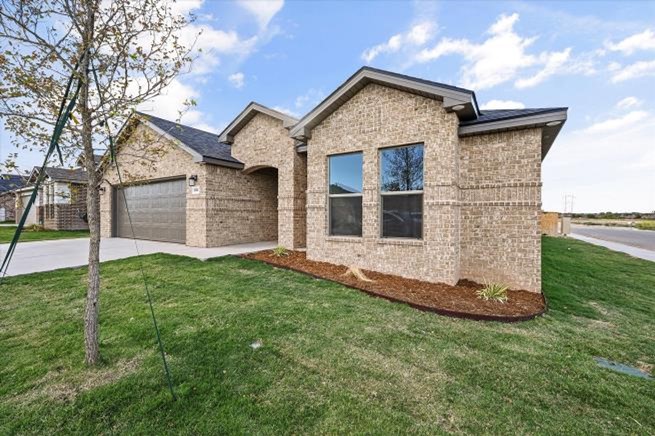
101,122 -> 278,247
459,129 -> 542,292
231,112 -> 307,248
99,88 -> 544,292
204,165 -> 277,246
100,123 -> 202,242
306,83 -> 462,285
305,83 -> 543,292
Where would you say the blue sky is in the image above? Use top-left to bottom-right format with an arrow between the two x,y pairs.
1,0 -> 654,212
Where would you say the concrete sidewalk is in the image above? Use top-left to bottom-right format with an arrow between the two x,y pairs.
569,233 -> 655,262
1,237 -> 277,277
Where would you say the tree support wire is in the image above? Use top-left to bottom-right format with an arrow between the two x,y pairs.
0,52 -> 83,280
91,59 -> 176,401
0,55 -> 176,401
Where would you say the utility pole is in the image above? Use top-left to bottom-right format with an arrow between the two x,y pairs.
563,194 -> 575,215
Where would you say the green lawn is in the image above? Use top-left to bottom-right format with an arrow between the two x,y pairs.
1,237 -> 653,434
0,225 -> 89,243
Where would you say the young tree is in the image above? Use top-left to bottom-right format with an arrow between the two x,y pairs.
0,0 -> 195,365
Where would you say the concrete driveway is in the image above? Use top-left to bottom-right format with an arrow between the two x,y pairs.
1,237 -> 277,277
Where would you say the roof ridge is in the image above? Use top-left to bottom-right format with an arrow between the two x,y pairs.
360,66 -> 475,95
136,111 -> 221,138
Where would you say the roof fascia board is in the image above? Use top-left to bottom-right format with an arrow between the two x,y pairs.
14,186 -> 35,193
458,110 -> 568,136
200,156 -> 245,169
218,102 -> 298,143
289,69 -> 476,140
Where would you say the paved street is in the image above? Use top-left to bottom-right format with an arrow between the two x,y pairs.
570,225 -> 655,262
571,225 -> 655,251
0,237 -> 276,277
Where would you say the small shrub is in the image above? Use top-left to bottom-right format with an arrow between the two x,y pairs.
25,224 -> 46,232
271,246 -> 289,257
635,220 -> 655,231
476,282 -> 508,303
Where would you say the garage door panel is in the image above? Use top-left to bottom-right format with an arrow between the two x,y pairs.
115,179 -> 186,243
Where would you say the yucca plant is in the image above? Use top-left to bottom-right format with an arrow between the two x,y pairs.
271,246 -> 289,257
476,282 -> 509,303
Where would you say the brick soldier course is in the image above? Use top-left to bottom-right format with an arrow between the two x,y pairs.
100,67 -> 567,293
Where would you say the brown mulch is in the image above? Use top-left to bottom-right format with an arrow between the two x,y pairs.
241,250 -> 546,322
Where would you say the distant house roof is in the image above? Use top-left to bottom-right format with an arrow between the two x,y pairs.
30,166 -> 87,183
0,174 -> 26,193
135,112 -> 243,168
76,153 -> 104,167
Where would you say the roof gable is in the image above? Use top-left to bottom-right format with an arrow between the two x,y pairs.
289,66 -> 479,140
107,112 -> 243,169
218,102 -> 298,144
28,166 -> 87,184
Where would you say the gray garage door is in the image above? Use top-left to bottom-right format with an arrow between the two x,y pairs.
115,179 -> 186,243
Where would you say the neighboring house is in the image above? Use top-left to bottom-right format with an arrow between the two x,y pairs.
17,166 -> 89,230
0,174 -> 26,222
100,67 -> 567,292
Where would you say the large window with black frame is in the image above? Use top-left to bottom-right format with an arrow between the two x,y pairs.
379,143 -> 424,239
328,152 -> 363,236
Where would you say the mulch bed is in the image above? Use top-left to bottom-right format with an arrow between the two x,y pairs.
241,250 -> 546,323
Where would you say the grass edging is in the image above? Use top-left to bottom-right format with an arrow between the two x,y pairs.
238,254 -> 548,323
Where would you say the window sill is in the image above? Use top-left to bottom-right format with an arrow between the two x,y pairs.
326,235 -> 363,243
376,238 -> 425,246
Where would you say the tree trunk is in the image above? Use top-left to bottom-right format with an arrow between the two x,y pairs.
80,0 -> 100,366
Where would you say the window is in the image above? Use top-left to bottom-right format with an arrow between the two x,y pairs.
380,143 -> 424,239
328,152 -> 363,236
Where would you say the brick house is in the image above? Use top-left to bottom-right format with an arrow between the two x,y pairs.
16,166 -> 90,230
100,67 -> 567,292
0,174 -> 26,222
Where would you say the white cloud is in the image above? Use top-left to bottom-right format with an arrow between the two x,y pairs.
228,72 -> 245,88
616,96 -> 641,109
610,59 -> 655,82
362,21 -> 436,63
480,100 -> 525,110
272,106 -> 300,118
606,29 -> 655,55
416,13 -> 586,90
168,0 -> 205,16
191,122 -> 220,134
294,88 -> 325,109
238,0 -> 284,30
607,61 -> 622,72
272,88 -> 325,121
136,78 -> 216,131
515,48 -> 572,88
542,117 -> 655,212
137,79 -> 198,120
584,110 -> 648,133
180,24 -> 258,75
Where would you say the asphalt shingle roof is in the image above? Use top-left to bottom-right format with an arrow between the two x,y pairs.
461,107 -> 568,126
32,167 -> 87,183
137,112 -> 241,165
0,174 -> 26,192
